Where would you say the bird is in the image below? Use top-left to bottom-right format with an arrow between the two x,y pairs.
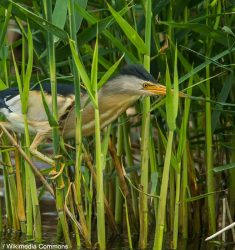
0,64 -> 167,164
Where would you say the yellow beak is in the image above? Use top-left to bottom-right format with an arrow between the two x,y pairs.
144,83 -> 168,96
144,83 -> 187,97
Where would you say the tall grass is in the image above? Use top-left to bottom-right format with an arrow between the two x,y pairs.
43,0 -> 71,247
0,1 -> 234,249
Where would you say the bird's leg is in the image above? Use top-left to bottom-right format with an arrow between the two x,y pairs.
0,123 -> 54,196
29,133 -> 55,166
0,121 -> 14,132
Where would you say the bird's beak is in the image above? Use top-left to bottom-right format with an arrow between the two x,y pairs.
144,83 -> 187,97
144,83 -> 167,96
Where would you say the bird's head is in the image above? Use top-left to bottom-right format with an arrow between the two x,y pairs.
101,64 -> 167,98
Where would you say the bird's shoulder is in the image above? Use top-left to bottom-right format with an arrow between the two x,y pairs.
32,82 -> 75,96
32,83 -> 86,97
0,83 -> 86,114
0,87 -> 19,110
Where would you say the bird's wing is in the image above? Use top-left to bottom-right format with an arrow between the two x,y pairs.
27,91 -> 75,121
0,83 -> 76,122
0,87 -> 21,116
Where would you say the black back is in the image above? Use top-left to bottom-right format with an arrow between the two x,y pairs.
32,83 -> 75,96
0,65 -> 156,110
0,87 -> 19,109
0,83 -> 75,109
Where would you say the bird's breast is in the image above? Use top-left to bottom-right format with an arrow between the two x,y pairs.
69,94 -> 139,137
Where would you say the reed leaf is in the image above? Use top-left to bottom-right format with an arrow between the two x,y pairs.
107,3 -> 148,54
1,0 -> 68,41
39,84 -> 58,127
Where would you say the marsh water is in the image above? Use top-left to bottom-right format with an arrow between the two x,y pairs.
0,175 -> 233,250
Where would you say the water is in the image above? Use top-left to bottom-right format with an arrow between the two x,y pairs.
0,173 -> 234,249
0,198 -> 234,250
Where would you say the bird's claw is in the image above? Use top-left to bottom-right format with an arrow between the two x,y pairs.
49,169 -> 58,176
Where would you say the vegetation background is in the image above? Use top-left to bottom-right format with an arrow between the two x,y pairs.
0,0 -> 234,249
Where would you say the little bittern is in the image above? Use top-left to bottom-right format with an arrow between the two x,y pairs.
0,64 -> 167,164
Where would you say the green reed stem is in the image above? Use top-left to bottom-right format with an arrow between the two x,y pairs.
87,176 -> 93,240
139,0 -> 152,248
149,126 -> 158,219
180,5 -> 190,240
173,74 -> 192,248
68,0 -> 83,246
121,189 -> 133,250
93,37 -> 106,250
43,0 -> 71,246
15,149 -> 26,233
12,28 -> 42,238
64,178 -> 81,247
115,117 -> 124,230
182,149 -> 188,238
25,168 -> 33,236
230,131 -> 235,217
205,6 -> 216,230
122,114 -> 138,223
24,114 -> 42,241
12,31 -> 33,237
169,168 -> 175,232
1,148 -> 12,228
1,148 -> 19,230
172,163 -> 180,249
25,28 -> 42,242
153,130 -> 174,250
154,47 -> 179,248
95,105 -> 106,249
205,64 -> 216,233
205,1 -> 223,234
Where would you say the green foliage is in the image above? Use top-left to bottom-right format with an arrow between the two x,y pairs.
0,0 -> 235,249
107,3 -> 148,54
39,84 -> 58,127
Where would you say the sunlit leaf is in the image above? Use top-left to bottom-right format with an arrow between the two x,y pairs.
69,39 -> 97,108
166,60 -> 175,131
1,0 -> 68,41
179,47 -> 235,84
0,3 -> 12,49
0,78 -> 7,90
52,0 -> 68,29
107,3 -> 148,54
160,21 -> 231,46
52,0 -> 68,42
39,84 -> 58,127
222,26 -> 235,37
91,35 -> 98,92
22,23 -> 33,114
184,191 -> 220,202
98,54 -> 124,89
213,163 -> 235,173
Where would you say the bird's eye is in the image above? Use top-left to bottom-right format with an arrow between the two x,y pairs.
143,82 -> 149,88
